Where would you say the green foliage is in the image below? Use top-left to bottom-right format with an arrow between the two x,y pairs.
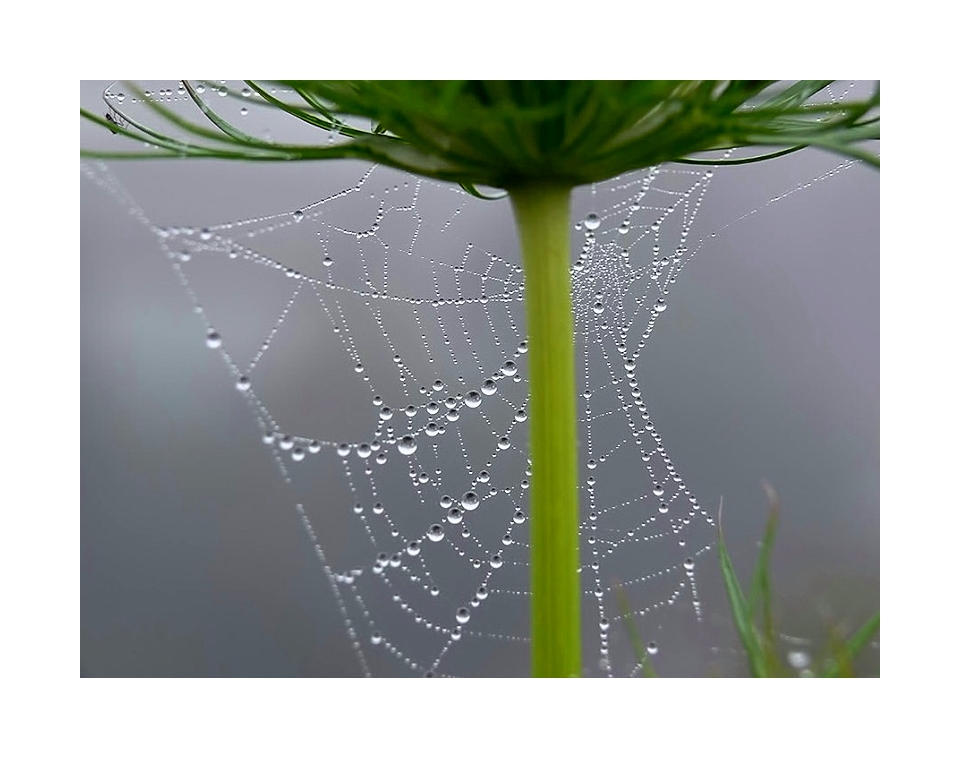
81,80 -> 879,191
715,485 -> 879,677
619,484 -> 879,677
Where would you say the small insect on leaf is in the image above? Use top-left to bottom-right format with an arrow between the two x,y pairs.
104,111 -> 127,135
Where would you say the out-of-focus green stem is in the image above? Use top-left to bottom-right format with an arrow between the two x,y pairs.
509,183 -> 580,678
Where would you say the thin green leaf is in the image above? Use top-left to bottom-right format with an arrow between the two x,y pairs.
672,145 -> 807,166
748,487 -> 780,675
749,489 -> 779,620
118,81 -> 265,149
180,80 -> 271,145
717,497 -> 768,677
822,614 -> 880,678
459,182 -> 507,201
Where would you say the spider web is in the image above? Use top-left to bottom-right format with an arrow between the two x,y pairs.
81,81 -> 872,677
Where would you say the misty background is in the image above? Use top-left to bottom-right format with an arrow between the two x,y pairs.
80,81 -> 879,677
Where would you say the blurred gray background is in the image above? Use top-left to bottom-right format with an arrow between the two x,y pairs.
80,81 -> 879,677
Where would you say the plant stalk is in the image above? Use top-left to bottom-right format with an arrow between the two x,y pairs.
509,183 -> 580,678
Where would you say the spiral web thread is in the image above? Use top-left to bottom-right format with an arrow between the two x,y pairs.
82,82 -> 865,677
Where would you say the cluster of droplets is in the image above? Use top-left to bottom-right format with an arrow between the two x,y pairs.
85,149 -> 728,676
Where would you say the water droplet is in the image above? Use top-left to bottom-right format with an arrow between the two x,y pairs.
683,557 -> 695,571
371,631 -> 382,645
587,459 -> 597,470
291,447 -> 305,461
456,607 -> 471,624
447,507 -> 463,524
336,443 -> 350,457
205,330 -> 222,349
426,402 -> 440,415
464,391 -> 482,408
599,617 -> 610,631
235,376 -> 251,391
514,409 -> 527,423
425,423 -> 440,437
478,471 -> 490,483
292,210 -> 304,222
398,435 -> 417,455
279,434 -> 294,450
357,443 -> 372,459
404,405 -> 417,417
592,301 -> 605,315
653,485 -> 665,497
427,524 -> 444,542
624,359 -> 636,372
584,212 -> 601,231
406,540 -> 421,556
646,641 -> 659,656
432,380 -> 445,392
481,379 -> 498,396
501,360 -> 517,377
497,436 -> 511,450
517,340 -> 528,354
461,491 -> 480,511
654,299 -> 667,313
308,440 -> 321,454
787,650 -> 811,669
513,510 -> 526,524
489,554 -> 503,569
379,407 -> 394,421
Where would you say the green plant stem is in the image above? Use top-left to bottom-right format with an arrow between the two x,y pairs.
509,183 -> 580,678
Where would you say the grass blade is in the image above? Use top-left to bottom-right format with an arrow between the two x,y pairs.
821,614 -> 880,677
717,497 -> 768,677
751,485 -> 781,674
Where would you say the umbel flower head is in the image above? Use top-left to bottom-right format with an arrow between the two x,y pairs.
82,80 -> 879,193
